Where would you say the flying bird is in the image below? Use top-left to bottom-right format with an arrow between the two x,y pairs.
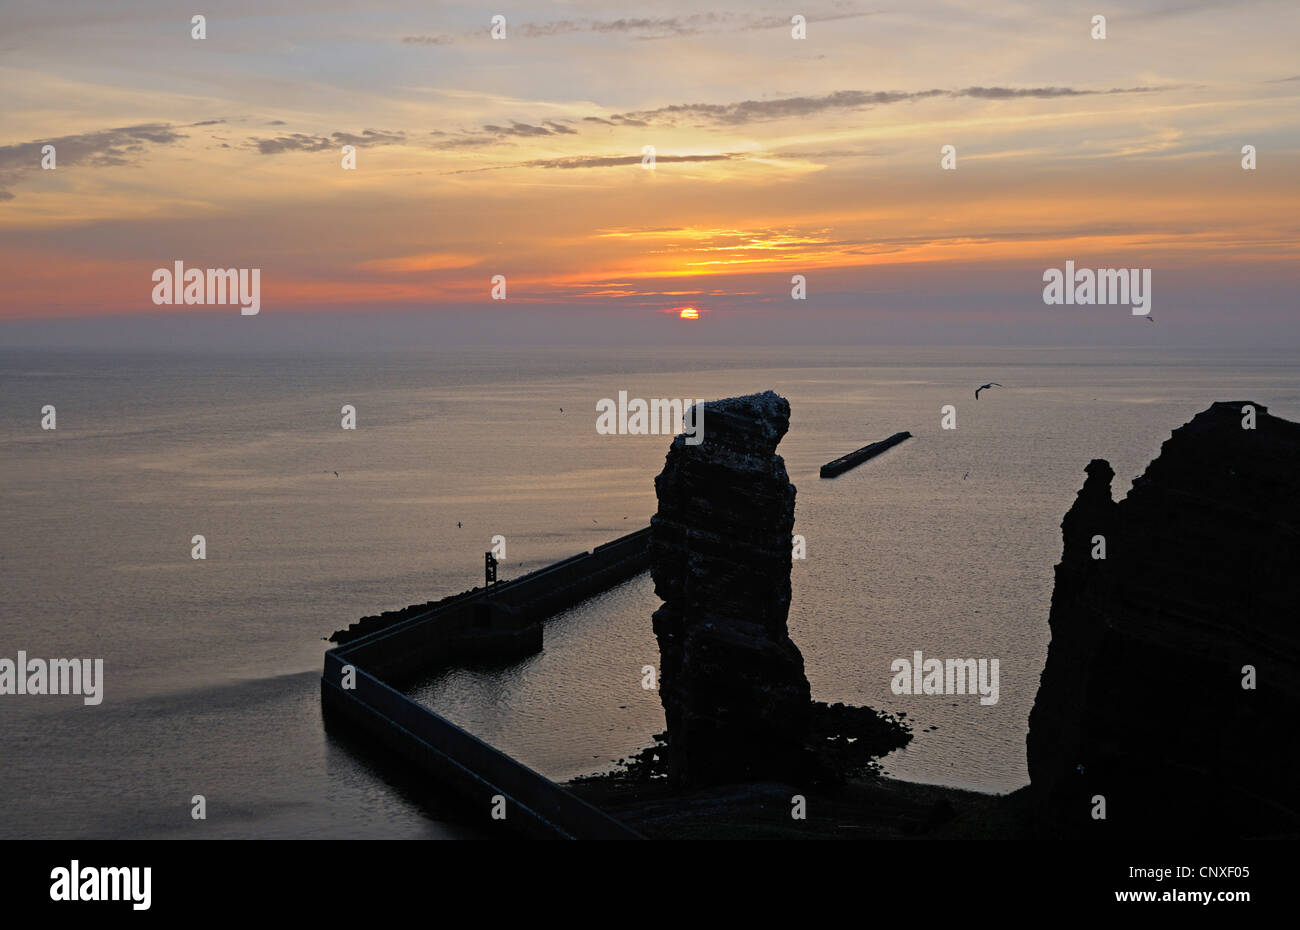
1146,316 -> 1155,324
975,382 -> 1002,399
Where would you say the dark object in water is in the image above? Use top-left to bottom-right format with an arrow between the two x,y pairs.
820,431 -> 911,478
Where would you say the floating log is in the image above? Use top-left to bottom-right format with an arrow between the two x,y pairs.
819,431 -> 911,478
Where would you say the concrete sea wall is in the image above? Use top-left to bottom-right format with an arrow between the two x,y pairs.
321,528 -> 650,839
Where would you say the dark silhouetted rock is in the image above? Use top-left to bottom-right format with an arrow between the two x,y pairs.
650,391 -> 811,786
650,391 -> 910,788
1026,401 -> 1300,838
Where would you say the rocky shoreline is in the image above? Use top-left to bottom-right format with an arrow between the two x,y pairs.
571,397 -> 1300,840
566,769 -> 1030,840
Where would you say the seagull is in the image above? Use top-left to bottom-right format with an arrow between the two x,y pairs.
1146,316 -> 1155,324
975,382 -> 1002,399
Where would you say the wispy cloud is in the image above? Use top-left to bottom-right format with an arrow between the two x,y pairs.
611,86 -> 1169,127
246,84 -> 1169,163
447,152 -> 745,174
482,121 -> 561,137
401,34 -> 455,46
429,120 -> 580,149
0,122 -> 191,200
249,129 -> 406,154
230,82 -> 1172,164
512,11 -> 872,39
401,7 -> 880,45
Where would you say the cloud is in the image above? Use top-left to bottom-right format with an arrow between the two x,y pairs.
588,114 -> 649,128
961,86 -> 1161,98
516,9 -> 880,40
402,34 -> 454,46
0,123 -> 187,170
482,121 -> 554,138
609,85 -> 1168,126
236,81 -> 1165,165
0,122 -> 189,200
430,120 -> 582,149
516,15 -> 729,39
531,153 -> 742,168
429,133 -> 505,150
403,8 -> 880,44
769,147 -> 880,160
250,129 -> 406,154
448,152 -> 745,174
379,84 -> 1172,155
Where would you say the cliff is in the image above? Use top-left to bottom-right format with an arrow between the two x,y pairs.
650,391 -> 909,788
1026,401 -> 1300,837
650,391 -> 810,786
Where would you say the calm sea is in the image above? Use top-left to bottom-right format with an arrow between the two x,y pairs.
1,345 -> 1295,837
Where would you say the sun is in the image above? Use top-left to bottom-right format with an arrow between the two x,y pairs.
678,306 -> 699,320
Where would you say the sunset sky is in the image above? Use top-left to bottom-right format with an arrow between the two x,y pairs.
1,0 -> 1297,345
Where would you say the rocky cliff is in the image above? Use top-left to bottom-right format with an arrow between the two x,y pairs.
650,391 -> 811,786
650,391 -> 910,788
1026,401 -> 1300,837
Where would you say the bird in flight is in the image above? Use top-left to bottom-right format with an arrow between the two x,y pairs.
975,382 -> 1002,399
963,472 -> 969,480
1146,316 -> 1155,324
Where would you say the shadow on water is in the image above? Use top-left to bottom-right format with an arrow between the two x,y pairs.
319,686 -> 495,840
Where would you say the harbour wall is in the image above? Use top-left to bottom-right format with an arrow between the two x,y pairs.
321,527 -> 651,839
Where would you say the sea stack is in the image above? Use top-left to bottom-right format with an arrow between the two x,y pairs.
650,390 -> 812,786
1026,401 -> 1300,837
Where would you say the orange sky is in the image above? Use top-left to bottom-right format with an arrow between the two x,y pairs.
1,1 -> 1297,339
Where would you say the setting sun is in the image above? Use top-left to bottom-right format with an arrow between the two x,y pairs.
678,307 -> 700,320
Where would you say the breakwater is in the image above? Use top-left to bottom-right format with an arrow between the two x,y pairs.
819,431 -> 911,478
321,527 -> 650,839
330,526 -> 650,678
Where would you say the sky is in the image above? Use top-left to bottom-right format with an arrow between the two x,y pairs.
0,0 -> 1297,347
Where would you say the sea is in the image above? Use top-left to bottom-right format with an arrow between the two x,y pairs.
1,345 -> 1295,838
